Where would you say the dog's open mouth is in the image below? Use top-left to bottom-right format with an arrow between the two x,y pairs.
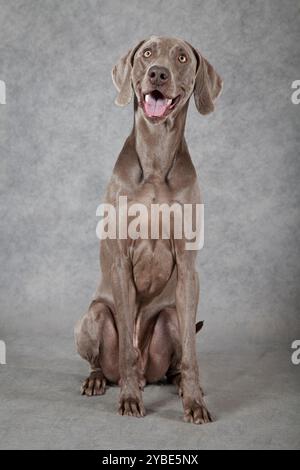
142,90 -> 180,118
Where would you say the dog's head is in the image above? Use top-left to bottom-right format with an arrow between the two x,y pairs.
112,36 -> 223,123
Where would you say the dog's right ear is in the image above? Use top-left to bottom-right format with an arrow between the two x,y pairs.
112,40 -> 145,107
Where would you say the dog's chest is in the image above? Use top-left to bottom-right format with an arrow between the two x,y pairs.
128,181 -> 175,297
131,238 -> 174,298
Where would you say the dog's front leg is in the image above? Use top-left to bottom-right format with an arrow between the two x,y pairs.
111,255 -> 145,418
175,248 -> 212,424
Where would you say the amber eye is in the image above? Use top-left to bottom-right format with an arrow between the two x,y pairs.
143,49 -> 152,58
178,54 -> 187,63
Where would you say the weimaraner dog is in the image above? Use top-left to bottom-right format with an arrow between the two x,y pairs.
75,36 -> 222,424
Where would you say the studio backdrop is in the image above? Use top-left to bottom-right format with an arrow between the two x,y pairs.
0,0 -> 299,450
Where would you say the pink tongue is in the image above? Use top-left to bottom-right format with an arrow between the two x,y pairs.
145,94 -> 168,117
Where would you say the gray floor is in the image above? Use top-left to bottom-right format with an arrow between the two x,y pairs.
0,335 -> 299,450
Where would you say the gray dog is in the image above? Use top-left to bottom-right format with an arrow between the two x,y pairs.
75,36 -> 222,424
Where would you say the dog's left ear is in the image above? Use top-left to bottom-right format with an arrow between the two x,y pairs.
191,47 -> 223,115
112,40 -> 145,107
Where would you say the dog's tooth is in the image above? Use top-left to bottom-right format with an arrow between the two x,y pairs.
145,94 -> 151,103
166,99 -> 172,106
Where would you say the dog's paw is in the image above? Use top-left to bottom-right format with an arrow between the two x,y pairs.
118,390 -> 145,418
81,370 -> 106,397
183,397 -> 212,425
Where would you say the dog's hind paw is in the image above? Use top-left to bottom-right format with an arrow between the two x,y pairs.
81,370 -> 107,397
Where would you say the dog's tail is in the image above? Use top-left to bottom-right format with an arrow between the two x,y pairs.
196,320 -> 204,334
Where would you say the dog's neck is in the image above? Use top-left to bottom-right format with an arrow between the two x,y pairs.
133,99 -> 189,182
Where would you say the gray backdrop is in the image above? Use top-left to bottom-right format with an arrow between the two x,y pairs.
0,0 -> 299,450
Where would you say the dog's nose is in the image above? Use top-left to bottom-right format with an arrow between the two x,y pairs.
148,66 -> 170,86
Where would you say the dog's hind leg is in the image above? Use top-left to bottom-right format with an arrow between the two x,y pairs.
75,300 -> 119,396
144,308 -> 204,387
144,307 -> 181,384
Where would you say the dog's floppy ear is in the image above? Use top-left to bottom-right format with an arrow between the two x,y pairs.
191,47 -> 223,115
112,40 -> 145,107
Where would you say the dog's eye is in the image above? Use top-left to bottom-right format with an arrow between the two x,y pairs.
178,54 -> 187,63
143,50 -> 152,58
